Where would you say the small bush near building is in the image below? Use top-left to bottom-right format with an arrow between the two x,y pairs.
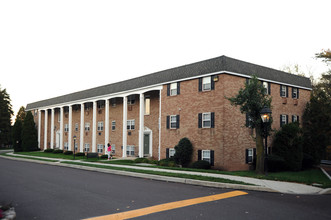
64,151 -> 73,155
100,154 -> 108,159
173,137 -> 193,167
267,154 -> 287,172
302,153 -> 315,170
75,152 -> 85,157
158,158 -> 176,167
44,149 -> 54,153
53,149 -> 63,154
192,160 -> 211,169
134,158 -> 150,163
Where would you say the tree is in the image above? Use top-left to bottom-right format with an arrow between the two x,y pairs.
173,137 -> 193,167
22,111 -> 38,151
16,106 -> 26,122
315,49 -> 331,63
12,119 -> 23,152
0,86 -> 13,147
272,122 -> 303,171
227,75 -> 272,174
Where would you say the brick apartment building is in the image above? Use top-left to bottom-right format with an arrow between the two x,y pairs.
26,56 -> 311,171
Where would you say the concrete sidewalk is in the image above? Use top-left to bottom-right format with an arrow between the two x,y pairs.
3,152 -> 331,195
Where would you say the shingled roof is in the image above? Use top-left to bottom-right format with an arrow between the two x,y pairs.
26,56 -> 312,110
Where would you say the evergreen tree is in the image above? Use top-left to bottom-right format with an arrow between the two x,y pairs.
174,137 -> 193,167
0,86 -> 13,147
227,75 -> 272,174
12,119 -> 23,152
22,111 -> 38,151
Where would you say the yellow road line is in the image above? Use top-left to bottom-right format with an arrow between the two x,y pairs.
84,190 -> 247,220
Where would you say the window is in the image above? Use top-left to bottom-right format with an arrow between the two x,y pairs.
85,123 -> 90,131
111,144 -> 116,154
263,82 -> 270,95
280,85 -> 288,97
84,143 -> 90,152
202,113 -> 211,128
170,115 -> 177,129
128,95 -> 136,105
75,123 -> 79,132
64,142 -> 68,150
127,120 -> 135,130
34,110 -> 38,116
111,98 -> 116,107
198,112 -> 214,128
202,150 -> 211,163
292,115 -> 299,123
246,113 -> 253,127
145,97 -> 150,115
97,101 -> 105,109
170,83 -> 177,96
280,114 -> 288,127
98,122 -> 104,131
64,124 -> 69,132
202,76 -> 211,91
292,88 -> 299,99
97,144 -> 103,153
74,142 -> 78,151
245,148 -> 256,164
111,121 -> 116,131
166,148 -> 176,158
126,145 -> 135,156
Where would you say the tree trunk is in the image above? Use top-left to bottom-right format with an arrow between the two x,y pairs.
255,126 -> 265,174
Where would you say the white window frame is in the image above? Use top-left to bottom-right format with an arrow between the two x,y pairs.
170,83 -> 177,96
292,115 -> 298,122
263,82 -> 269,95
97,121 -> 104,131
126,145 -> 135,156
202,112 -> 211,128
247,148 -> 254,163
64,142 -> 68,150
170,115 -> 177,129
85,123 -> 90,131
74,142 -> 78,151
292,88 -> 298,99
202,150 -> 211,163
281,115 -> 287,126
97,144 -> 103,153
281,85 -> 287,97
111,121 -> 116,131
169,148 -> 176,158
84,143 -> 90,152
127,119 -> 135,130
111,144 -> 116,154
64,124 -> 69,132
202,76 -> 211,91
75,123 -> 79,132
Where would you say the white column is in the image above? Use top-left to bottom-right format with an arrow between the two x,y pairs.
68,105 -> 72,151
158,90 -> 162,161
38,110 -> 41,148
92,101 -> 97,153
139,93 -> 144,158
122,96 -> 128,157
105,99 -> 109,151
60,107 -> 64,150
44,110 -> 48,149
80,103 -> 84,152
50,108 -> 54,149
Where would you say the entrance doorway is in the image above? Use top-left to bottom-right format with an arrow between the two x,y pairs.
144,134 -> 150,156
56,130 -> 60,148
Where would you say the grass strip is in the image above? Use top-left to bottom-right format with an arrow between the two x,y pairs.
1,153 -> 58,162
61,161 -> 254,186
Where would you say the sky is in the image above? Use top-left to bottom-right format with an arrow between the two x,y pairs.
0,0 -> 330,123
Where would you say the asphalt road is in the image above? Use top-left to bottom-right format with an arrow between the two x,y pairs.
1,157 -> 331,220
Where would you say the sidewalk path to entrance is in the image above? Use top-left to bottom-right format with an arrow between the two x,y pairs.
3,152 -> 331,195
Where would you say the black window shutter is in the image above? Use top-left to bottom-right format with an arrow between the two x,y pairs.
280,115 -> 282,127
210,150 -> 214,166
286,115 -> 288,124
246,78 -> 249,85
253,148 -> 256,159
198,78 -> 202,92
280,85 -> 282,97
268,83 -> 271,95
286,86 -> 289,98
198,113 -> 202,128
297,116 -> 299,124
166,116 -> 170,129
167,84 -> 170,96
177,82 -> 180,95
166,148 -> 169,159
198,150 -> 202,161
292,87 -> 294,98
297,88 -> 299,98
211,76 -> 215,90
246,113 -> 249,127
211,112 -> 215,128
245,149 -> 249,164
176,115 -> 180,129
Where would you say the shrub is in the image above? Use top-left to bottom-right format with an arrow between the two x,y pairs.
44,149 -> 54,153
302,153 -> 315,170
134,158 -> 150,163
63,151 -> 73,155
100,154 -> 108,159
272,123 -> 303,171
192,160 -> 211,169
158,158 -> 175,167
75,152 -> 85,157
267,154 -> 287,172
173,137 -> 193,167
53,149 -> 63,154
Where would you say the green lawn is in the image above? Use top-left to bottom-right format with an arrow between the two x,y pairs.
14,151 -> 86,160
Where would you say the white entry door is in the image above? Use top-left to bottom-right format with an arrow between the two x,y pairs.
56,130 -> 60,148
